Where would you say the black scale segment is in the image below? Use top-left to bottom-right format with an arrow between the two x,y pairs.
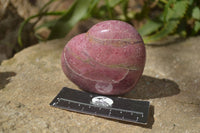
50,87 -> 150,125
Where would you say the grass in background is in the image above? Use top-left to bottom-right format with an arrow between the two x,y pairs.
18,0 -> 200,46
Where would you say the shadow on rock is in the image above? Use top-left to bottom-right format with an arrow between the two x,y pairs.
125,75 -> 180,99
0,72 -> 16,90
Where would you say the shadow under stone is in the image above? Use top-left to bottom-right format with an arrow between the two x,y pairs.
121,75 -> 179,128
125,75 -> 180,99
0,71 -> 16,90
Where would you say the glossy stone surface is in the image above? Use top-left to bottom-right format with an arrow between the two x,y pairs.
61,20 -> 146,95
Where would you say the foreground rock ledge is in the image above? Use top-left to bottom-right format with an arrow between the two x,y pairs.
0,37 -> 200,133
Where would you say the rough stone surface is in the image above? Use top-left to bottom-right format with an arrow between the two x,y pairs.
0,35 -> 200,132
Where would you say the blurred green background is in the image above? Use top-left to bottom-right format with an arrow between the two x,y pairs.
19,0 -> 200,46
0,0 -> 200,62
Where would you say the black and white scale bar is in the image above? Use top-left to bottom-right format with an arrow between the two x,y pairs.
50,87 -> 150,125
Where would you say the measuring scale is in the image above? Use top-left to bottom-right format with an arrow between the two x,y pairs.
50,87 -> 150,125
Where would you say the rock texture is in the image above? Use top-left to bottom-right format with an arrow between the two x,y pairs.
0,36 -> 200,133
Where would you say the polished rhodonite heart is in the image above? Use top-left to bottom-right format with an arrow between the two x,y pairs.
61,20 -> 146,95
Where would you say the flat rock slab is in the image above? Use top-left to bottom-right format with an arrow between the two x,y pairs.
0,36 -> 200,133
